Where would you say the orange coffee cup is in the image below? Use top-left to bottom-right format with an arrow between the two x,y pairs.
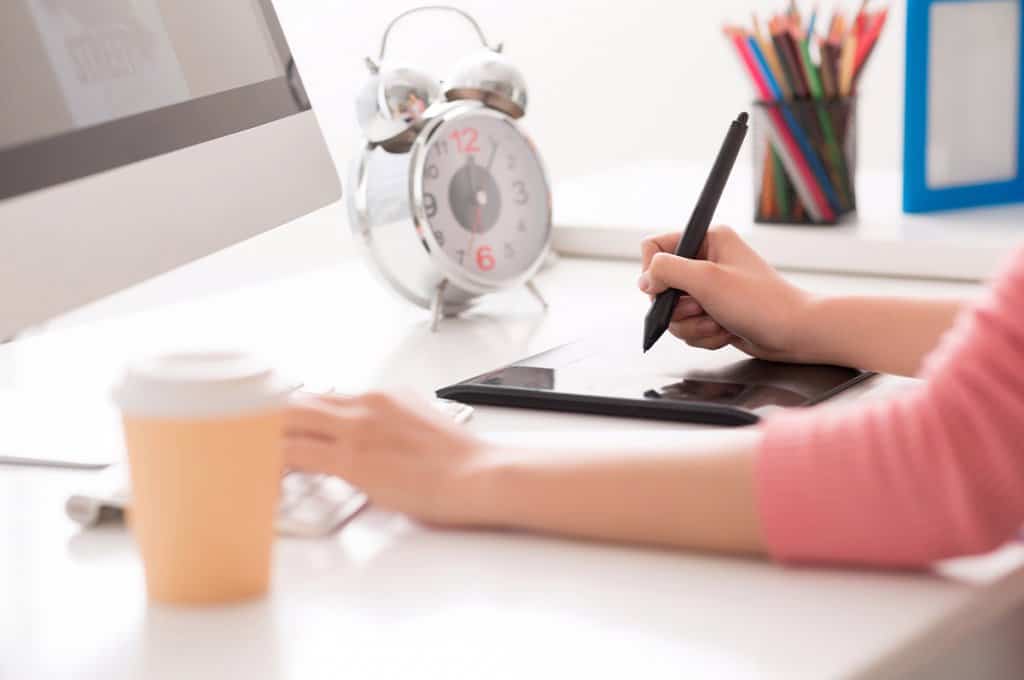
112,351 -> 296,605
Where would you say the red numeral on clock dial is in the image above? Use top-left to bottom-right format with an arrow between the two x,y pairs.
450,127 -> 480,154
475,245 -> 496,271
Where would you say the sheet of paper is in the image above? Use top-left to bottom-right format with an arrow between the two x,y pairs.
26,0 -> 190,128
927,0 -> 1020,188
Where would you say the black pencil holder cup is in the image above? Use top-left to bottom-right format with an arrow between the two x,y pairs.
751,97 -> 857,225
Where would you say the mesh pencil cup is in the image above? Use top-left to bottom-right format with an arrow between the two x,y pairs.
751,97 -> 857,225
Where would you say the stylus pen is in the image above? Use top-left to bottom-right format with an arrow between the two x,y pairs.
642,112 -> 749,353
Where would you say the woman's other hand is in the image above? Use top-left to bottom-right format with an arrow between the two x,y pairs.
284,392 -> 492,525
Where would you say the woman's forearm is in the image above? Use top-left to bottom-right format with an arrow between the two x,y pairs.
794,296 -> 964,376
470,429 -> 767,556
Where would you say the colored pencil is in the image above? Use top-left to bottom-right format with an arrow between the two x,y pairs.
761,148 -> 776,218
771,31 -> 803,97
854,0 -> 870,36
818,39 -> 837,98
747,33 -> 784,99
853,8 -> 888,81
839,32 -> 857,96
823,41 -> 842,96
798,32 -> 823,98
779,28 -> 811,98
788,0 -> 802,27
774,21 -> 806,96
772,148 -> 791,217
806,6 -> 819,45
828,12 -> 846,42
753,14 -> 792,100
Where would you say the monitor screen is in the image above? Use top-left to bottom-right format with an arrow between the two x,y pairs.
0,0 -> 308,201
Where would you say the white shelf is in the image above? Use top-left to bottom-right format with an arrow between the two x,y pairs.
553,161 -> 1024,281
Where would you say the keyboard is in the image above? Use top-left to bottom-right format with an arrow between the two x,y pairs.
66,397 -> 474,538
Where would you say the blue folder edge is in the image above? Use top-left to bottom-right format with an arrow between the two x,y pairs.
903,0 -> 1024,213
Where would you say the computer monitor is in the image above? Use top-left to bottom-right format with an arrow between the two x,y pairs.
0,0 -> 341,341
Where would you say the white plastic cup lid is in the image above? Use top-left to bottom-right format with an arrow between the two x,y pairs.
111,350 -> 299,419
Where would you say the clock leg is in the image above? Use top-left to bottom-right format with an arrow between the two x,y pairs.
541,250 -> 561,273
430,280 -> 449,332
525,279 -> 549,311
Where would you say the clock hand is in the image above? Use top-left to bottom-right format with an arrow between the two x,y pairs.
466,155 -> 481,253
472,204 -> 481,249
466,155 -> 479,199
468,194 -> 481,254
486,139 -> 498,171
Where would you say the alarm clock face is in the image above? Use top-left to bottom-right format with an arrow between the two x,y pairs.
413,108 -> 551,287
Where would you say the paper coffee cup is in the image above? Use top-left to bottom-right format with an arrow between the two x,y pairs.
112,351 -> 296,605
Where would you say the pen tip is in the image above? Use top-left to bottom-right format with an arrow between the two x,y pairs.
737,111 -> 749,125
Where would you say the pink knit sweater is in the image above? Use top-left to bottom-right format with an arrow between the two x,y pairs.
757,247 -> 1024,567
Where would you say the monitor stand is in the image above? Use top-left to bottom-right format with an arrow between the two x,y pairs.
0,455 -> 110,470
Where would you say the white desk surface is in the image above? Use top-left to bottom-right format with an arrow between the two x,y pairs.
3,209 -> 1023,680
554,161 -> 1024,282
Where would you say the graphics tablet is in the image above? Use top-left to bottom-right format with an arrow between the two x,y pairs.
437,338 -> 873,426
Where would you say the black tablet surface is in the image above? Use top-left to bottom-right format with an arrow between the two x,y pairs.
437,338 -> 873,426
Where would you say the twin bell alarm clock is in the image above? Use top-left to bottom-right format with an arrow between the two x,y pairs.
348,6 -> 553,330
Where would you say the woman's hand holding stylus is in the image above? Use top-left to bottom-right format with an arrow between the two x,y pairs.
638,226 -> 813,363
638,226 -> 965,376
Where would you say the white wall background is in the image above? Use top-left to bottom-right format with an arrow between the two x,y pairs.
273,0 -> 906,183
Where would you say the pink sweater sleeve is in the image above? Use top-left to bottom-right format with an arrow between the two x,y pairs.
757,247 -> 1024,567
